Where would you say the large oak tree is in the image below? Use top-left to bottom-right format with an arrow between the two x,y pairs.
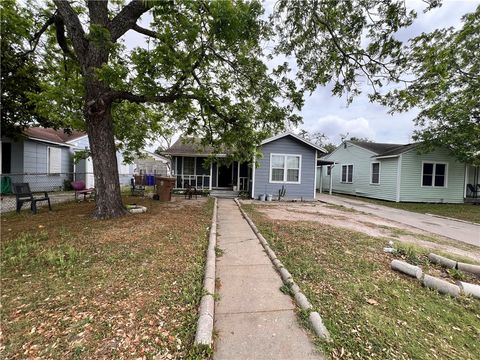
16,0 -> 301,218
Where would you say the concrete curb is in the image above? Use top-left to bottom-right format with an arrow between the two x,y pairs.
234,198 -> 331,341
194,197 -> 218,346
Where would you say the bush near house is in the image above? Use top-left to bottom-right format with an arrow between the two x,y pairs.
1,197 -> 213,359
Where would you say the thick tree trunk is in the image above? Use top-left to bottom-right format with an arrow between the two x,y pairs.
85,93 -> 127,219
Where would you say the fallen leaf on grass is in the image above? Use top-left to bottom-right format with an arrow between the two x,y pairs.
366,298 -> 378,305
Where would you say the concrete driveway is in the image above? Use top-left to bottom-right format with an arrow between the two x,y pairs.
317,194 -> 480,248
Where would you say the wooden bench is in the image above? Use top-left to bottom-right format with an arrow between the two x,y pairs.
12,183 -> 52,214
71,180 -> 95,201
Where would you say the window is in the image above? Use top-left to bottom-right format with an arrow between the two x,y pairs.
341,164 -> 353,183
2,143 -> 11,173
270,154 -> 301,183
48,147 -> 61,174
371,162 -> 380,184
327,166 -> 331,176
183,157 -> 195,175
422,162 -> 447,187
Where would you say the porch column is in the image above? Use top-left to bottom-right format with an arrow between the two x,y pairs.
319,166 -> 323,194
329,166 -> 333,195
209,162 -> 213,190
237,161 -> 240,190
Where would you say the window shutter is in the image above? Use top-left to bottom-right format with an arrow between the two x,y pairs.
48,147 -> 62,173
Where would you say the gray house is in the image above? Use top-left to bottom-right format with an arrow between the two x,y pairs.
165,132 -> 325,200
318,140 -> 479,203
1,127 -> 140,192
1,128 -> 80,191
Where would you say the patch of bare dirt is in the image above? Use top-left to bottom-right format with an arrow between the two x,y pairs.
244,201 -> 480,262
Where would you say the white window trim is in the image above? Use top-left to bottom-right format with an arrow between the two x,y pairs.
421,161 -> 448,188
340,164 -> 354,184
370,162 -> 381,185
269,153 -> 302,184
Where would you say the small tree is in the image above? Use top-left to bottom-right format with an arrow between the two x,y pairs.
382,6 -> 480,165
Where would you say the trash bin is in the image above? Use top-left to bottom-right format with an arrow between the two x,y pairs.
146,175 -> 155,186
1,176 -> 12,194
134,175 -> 144,186
155,176 -> 176,202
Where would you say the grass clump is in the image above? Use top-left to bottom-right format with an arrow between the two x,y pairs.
1,231 -> 84,275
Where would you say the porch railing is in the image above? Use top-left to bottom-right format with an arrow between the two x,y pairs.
176,175 -> 211,190
239,177 -> 249,191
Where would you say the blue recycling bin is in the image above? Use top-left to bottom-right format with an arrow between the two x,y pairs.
146,175 -> 155,186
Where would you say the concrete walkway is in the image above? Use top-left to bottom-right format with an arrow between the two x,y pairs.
214,199 -> 321,360
318,194 -> 480,247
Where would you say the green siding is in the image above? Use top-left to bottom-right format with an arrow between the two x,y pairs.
320,143 -> 398,201
399,148 -> 465,203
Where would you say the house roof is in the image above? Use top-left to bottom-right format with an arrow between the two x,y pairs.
375,143 -> 418,157
350,141 -> 418,158
164,132 -> 327,157
163,137 -> 221,156
24,127 -> 86,146
350,141 -> 404,154
261,132 -> 326,153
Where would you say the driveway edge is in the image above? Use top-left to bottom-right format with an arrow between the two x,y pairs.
194,197 -> 218,347
234,198 -> 330,341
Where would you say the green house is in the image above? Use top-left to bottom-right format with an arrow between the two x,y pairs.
317,141 -> 479,203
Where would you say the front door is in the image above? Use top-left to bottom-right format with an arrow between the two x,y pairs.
217,164 -> 233,188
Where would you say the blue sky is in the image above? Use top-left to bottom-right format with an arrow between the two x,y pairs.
124,0 -> 479,149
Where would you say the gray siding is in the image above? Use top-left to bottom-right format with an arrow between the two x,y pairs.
11,142 -> 24,173
69,136 -> 90,149
320,143 -> 399,201
253,136 -> 316,200
22,140 -> 72,191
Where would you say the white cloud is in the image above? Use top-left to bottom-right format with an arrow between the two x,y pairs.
302,115 -> 376,144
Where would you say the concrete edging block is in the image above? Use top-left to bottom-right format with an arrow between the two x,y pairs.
391,259 -> 423,280
194,314 -> 214,345
423,274 -> 461,297
457,281 -> 480,299
234,198 -> 331,342
194,197 -> 218,347
309,312 -> 330,340
294,292 -> 313,310
199,294 -> 215,318
457,262 -> 480,278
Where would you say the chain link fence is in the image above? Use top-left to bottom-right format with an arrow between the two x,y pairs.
0,172 -> 139,213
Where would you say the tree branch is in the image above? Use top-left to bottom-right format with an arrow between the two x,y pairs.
87,0 -> 109,26
109,0 -> 150,41
23,12 -> 57,57
132,24 -> 158,38
53,0 -> 88,64
108,90 -> 194,104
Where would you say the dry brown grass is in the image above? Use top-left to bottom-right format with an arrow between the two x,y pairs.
1,196 -> 213,359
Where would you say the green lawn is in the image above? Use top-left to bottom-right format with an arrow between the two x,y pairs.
1,197 -> 213,359
243,204 -> 480,359
333,193 -> 480,224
